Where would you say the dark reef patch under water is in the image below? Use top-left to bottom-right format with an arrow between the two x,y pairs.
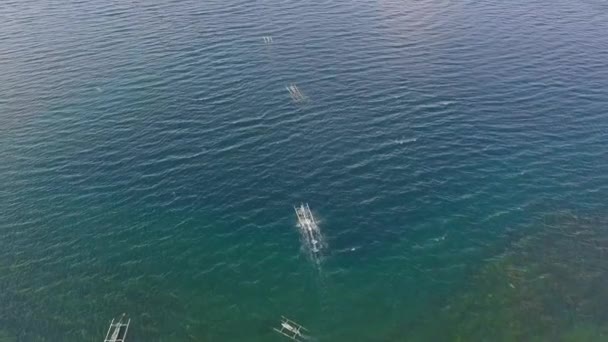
410,212 -> 608,341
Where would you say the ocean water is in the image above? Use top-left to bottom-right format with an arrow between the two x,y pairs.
1,0 -> 608,340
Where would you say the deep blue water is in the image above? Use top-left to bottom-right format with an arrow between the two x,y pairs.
1,0 -> 608,340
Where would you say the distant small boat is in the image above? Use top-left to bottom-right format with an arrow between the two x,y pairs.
286,84 -> 306,103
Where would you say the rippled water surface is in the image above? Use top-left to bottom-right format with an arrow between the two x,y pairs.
1,0 -> 608,340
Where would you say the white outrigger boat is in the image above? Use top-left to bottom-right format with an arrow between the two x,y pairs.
294,203 -> 323,254
273,316 -> 308,341
104,314 -> 130,342
286,84 -> 306,103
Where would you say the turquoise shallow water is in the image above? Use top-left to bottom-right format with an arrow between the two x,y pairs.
1,0 -> 608,340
